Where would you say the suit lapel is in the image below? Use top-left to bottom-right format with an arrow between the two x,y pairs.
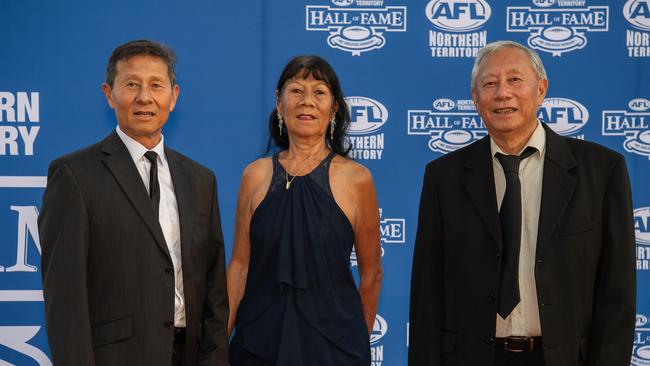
535,124 -> 577,256
463,137 -> 502,247
100,132 -> 172,262
166,148 -> 193,265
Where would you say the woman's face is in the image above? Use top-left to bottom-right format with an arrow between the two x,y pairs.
276,73 -> 337,141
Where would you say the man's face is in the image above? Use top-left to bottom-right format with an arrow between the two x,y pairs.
471,47 -> 548,141
102,55 -> 179,148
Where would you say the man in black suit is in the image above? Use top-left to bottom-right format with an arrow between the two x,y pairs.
408,40 -> 636,365
39,40 -> 228,365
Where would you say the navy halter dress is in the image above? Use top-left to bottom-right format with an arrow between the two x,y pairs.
229,151 -> 370,365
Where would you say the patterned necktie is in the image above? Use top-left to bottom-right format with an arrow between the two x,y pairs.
495,146 -> 536,318
144,151 -> 160,216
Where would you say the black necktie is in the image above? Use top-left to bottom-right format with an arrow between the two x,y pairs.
144,151 -> 160,216
495,147 -> 536,318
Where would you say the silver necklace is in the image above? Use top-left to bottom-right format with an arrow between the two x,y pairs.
285,170 -> 298,190
283,151 -> 327,190
285,160 -> 309,190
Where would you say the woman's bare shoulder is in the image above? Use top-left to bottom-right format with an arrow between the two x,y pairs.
240,157 -> 273,192
243,157 -> 272,176
331,155 -> 374,185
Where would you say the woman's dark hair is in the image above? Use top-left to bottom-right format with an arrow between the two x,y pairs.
267,55 -> 351,157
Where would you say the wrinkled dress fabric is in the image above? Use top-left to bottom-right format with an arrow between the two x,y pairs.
229,151 -> 370,366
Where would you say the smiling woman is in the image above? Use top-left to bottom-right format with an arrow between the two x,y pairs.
276,74 -> 335,143
266,55 -> 351,157
227,55 -> 382,365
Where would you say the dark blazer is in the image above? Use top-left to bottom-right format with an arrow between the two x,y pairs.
39,131 -> 229,366
408,124 -> 636,366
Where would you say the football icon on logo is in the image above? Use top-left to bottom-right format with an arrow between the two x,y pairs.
443,129 -> 473,145
543,26 -> 573,41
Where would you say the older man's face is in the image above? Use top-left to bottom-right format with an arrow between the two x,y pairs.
102,55 -> 179,149
471,47 -> 547,142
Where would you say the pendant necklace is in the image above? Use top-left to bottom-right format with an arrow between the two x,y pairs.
284,151 -> 325,190
285,171 -> 297,190
285,161 -> 307,190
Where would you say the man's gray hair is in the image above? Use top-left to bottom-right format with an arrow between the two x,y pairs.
470,40 -> 547,90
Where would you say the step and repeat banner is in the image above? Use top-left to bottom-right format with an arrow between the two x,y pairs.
1,0 -> 649,364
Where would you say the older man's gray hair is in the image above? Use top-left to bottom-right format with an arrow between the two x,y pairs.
470,40 -> 547,90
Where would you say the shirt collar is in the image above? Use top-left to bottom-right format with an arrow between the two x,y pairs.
490,120 -> 546,158
115,126 -> 166,164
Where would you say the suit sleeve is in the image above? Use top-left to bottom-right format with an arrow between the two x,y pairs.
39,159 -> 95,365
409,163 -> 443,365
588,155 -> 636,365
197,172 -> 229,366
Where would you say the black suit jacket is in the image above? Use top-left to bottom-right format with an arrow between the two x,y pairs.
39,132 -> 229,365
409,124 -> 636,366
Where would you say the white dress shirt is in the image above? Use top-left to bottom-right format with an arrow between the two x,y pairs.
116,126 -> 186,327
492,121 -> 546,337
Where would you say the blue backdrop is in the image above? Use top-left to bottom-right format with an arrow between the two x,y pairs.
1,0 -> 649,364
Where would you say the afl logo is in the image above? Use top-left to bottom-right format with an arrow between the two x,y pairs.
425,0 -> 491,32
624,0 -> 650,31
433,98 -> 456,111
539,97 -> 589,136
332,0 -> 354,6
629,98 -> 650,112
635,207 -> 650,246
346,96 -> 388,135
370,314 -> 388,344
532,0 -> 555,7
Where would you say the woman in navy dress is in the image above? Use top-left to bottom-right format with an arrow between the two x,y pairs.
227,55 -> 382,365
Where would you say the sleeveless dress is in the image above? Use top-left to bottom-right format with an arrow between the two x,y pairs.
229,151 -> 370,365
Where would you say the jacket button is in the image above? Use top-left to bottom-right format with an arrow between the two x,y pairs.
165,267 -> 174,275
496,251 -> 501,260
488,293 -> 496,303
164,321 -> 174,329
485,336 -> 495,345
